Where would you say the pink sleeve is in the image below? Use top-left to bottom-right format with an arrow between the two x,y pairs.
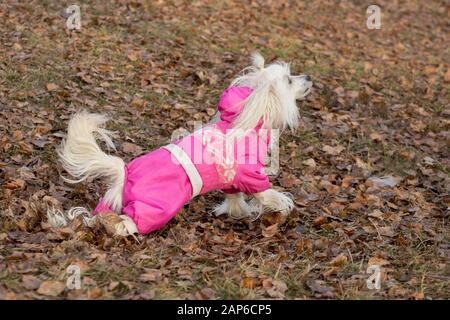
234,164 -> 270,194
222,187 -> 241,194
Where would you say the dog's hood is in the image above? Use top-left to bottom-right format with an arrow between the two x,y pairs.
218,86 -> 253,123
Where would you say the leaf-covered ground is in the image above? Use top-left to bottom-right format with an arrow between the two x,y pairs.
0,0 -> 449,299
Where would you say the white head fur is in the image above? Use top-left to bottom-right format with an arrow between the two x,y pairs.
230,52 -> 312,134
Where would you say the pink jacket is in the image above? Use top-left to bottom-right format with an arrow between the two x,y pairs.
94,86 -> 271,234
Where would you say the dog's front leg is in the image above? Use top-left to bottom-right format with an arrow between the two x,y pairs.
214,192 -> 254,219
252,189 -> 294,217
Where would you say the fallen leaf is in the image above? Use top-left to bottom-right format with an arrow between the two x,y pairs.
46,83 -> 59,91
37,281 -> 65,297
127,51 -> 139,62
369,132 -> 383,142
306,280 -> 335,298
322,267 -> 338,278
444,69 -> 450,82
368,176 -> 400,188
139,269 -> 162,283
22,275 -> 41,290
341,175 -> 356,189
4,179 -> 26,190
368,257 -> 390,266
330,254 -> 348,267
122,142 -> 143,155
88,287 -> 103,299
295,238 -> 313,254
197,287 -> 216,299
130,97 -> 148,110
241,277 -> 256,289
412,291 -> 425,300
12,130 -> 24,140
368,209 -> 384,219
322,145 -> 344,156
302,158 -> 316,168
313,216 -> 328,226
262,223 -> 279,238
262,278 -> 287,298
379,226 -> 396,237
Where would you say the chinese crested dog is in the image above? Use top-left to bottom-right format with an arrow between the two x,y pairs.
53,53 -> 313,236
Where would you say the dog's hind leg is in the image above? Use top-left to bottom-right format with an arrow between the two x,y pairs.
96,212 -> 138,239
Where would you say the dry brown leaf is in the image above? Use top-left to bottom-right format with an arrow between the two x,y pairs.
330,254 -> 348,267
12,130 -> 24,140
444,69 -> 450,82
130,97 -> 147,110
4,179 -> 26,190
22,275 -> 41,290
241,277 -> 256,289
313,216 -> 328,226
197,287 -> 216,299
368,209 -> 384,219
262,223 -> 279,238
262,278 -> 287,298
122,142 -> 143,156
127,51 -> 139,62
302,158 -> 317,168
322,267 -> 338,278
37,281 -> 65,297
368,257 -> 390,266
379,226 -> 395,237
322,145 -> 344,156
369,132 -> 383,142
295,238 -> 313,254
46,83 -> 59,91
88,287 -> 103,299
139,269 -> 162,283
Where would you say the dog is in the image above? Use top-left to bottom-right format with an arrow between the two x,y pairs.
54,53 -> 313,236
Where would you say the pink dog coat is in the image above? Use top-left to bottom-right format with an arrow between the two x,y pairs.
93,86 -> 271,234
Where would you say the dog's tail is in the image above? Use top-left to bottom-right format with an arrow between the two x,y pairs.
58,111 -> 125,212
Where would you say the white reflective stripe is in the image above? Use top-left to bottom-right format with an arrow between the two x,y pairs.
162,144 -> 203,197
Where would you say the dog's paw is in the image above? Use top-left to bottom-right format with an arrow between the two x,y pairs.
96,212 -> 138,239
276,192 -> 295,216
253,190 -> 295,217
213,194 -> 254,220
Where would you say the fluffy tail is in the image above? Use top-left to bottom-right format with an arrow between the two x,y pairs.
58,111 -> 125,212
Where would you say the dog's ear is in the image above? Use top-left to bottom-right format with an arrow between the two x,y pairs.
251,52 -> 264,70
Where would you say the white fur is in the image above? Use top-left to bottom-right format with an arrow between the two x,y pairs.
252,189 -> 295,217
251,52 -> 265,70
229,54 -> 312,137
67,207 -> 96,227
46,207 -> 68,228
115,215 -> 138,237
46,206 -> 96,228
213,192 -> 256,219
58,111 -> 125,212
